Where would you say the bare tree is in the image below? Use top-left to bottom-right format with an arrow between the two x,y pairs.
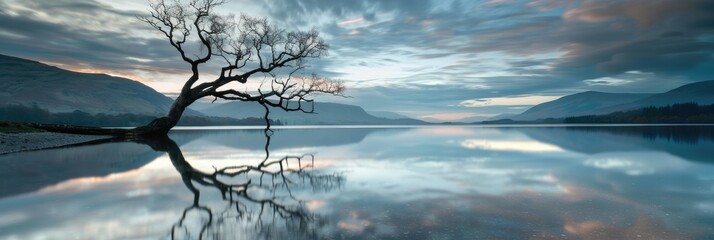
130,0 -> 344,136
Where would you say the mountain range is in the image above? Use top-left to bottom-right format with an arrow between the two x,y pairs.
199,101 -> 424,125
4,53 -> 711,125
494,80 -> 714,122
0,54 -> 423,125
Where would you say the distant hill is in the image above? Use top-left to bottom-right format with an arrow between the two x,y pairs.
511,91 -> 653,121
454,115 -> 489,123
0,54 -> 426,126
565,103 -> 714,124
201,101 -> 425,125
367,110 -> 410,120
0,54 -> 200,116
491,80 -> 714,123
419,117 -> 443,123
597,80 -> 714,114
485,113 -> 518,122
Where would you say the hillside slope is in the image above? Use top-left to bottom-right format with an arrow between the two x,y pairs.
512,91 -> 652,121
599,80 -> 714,113
202,101 -> 425,125
0,54 -> 193,116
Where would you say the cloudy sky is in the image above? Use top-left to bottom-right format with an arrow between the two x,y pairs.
1,0 -> 713,121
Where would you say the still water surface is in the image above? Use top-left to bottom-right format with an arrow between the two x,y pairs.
1,125 -> 713,239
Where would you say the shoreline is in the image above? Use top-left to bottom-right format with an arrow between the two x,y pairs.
0,132 -> 112,155
2,124 -> 712,155
170,123 -> 714,130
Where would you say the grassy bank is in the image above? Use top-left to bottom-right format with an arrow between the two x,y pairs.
0,121 -> 44,133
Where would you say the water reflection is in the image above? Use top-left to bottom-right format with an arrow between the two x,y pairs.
140,132 -> 344,239
520,125 -> 714,163
171,127 -> 393,151
1,126 -> 714,239
0,140 -> 160,198
565,125 -> 714,144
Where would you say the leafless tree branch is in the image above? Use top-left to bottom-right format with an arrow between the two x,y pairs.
133,0 -> 344,136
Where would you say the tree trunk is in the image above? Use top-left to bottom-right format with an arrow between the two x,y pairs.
30,91 -> 194,138
131,95 -> 192,136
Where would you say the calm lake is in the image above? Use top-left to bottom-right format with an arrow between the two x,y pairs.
1,125 -> 713,239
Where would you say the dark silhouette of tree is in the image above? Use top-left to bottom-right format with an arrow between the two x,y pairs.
139,132 -> 344,239
128,0 -> 345,136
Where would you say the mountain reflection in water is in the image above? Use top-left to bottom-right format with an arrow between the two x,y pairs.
0,125 -> 713,239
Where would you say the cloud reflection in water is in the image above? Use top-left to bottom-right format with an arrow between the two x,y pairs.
0,126 -> 713,239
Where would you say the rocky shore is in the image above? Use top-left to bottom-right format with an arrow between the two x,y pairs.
0,132 -> 110,155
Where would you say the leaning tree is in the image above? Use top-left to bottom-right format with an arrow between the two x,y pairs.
130,0 -> 344,136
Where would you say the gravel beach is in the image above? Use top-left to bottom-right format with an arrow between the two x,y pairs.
0,132 -> 111,155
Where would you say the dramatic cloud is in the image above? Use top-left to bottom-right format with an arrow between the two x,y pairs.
0,0 -> 191,85
460,95 -> 560,107
0,0 -> 712,121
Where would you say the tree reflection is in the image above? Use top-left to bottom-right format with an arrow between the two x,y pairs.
139,131 -> 343,239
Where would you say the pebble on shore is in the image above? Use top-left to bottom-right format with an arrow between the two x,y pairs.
0,132 -> 110,155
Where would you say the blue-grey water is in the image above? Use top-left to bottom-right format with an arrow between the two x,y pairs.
1,125 -> 713,239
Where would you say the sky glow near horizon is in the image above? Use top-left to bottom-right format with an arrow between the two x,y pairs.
0,0 -> 713,121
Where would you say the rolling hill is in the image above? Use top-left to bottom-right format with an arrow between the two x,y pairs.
367,110 -> 411,120
500,80 -> 714,122
0,54 -> 199,116
201,101 -> 425,125
598,80 -> 714,114
0,54 -> 426,126
510,91 -> 653,121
